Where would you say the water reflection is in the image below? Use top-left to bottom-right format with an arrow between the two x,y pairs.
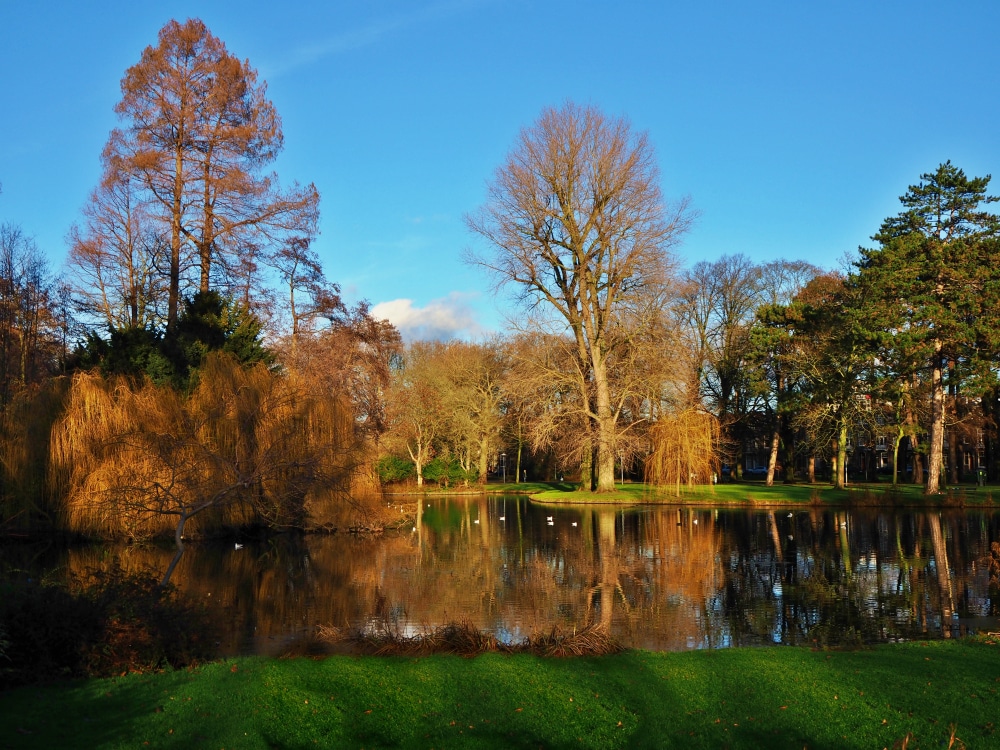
5,497 -> 1000,654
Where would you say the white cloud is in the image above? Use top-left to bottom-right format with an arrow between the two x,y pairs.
371,293 -> 486,342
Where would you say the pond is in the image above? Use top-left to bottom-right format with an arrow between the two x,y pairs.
5,496 -> 999,654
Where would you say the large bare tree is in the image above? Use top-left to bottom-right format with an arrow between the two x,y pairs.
467,102 -> 692,491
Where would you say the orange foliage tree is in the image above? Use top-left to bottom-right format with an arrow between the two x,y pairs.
645,408 -> 720,497
97,18 -> 318,328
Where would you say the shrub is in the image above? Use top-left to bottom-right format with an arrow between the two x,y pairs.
376,455 -> 416,484
422,456 -> 476,486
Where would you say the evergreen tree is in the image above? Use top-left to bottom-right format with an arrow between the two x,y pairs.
858,162 -> 1000,493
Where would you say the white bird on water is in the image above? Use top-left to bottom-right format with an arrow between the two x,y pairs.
499,516 -> 506,521
571,521 -> 578,527
234,542 -> 243,550
474,518 -> 480,524
546,516 -> 553,521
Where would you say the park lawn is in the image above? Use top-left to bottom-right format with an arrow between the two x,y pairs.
528,481 -> 997,507
1,639 -> 998,749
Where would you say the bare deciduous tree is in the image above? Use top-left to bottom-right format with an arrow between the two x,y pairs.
467,101 -> 693,492
0,224 -> 59,404
66,165 -> 166,330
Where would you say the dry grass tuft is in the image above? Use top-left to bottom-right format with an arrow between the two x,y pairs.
318,620 -> 624,658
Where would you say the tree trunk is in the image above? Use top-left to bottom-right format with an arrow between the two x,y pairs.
781,412 -> 796,483
834,419 -> 848,489
168,141 -> 184,328
892,426 -> 905,486
948,358 -> 959,485
200,150 -> 214,293
926,345 -> 945,494
478,436 -> 489,485
408,443 -> 424,488
765,426 -> 779,487
592,350 -> 618,493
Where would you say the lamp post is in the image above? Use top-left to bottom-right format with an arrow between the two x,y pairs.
500,452 -> 506,484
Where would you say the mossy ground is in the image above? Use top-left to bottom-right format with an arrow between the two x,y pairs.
2,639 -> 998,749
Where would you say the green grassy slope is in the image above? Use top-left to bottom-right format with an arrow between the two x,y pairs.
2,640 -> 998,749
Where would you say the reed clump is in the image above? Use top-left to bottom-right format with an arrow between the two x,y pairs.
318,620 -> 624,658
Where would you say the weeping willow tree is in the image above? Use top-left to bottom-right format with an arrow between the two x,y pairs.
50,352 -> 360,583
645,408 -> 720,497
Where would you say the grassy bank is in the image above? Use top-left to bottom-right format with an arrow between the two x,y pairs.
528,481 -> 996,507
1,640 -> 998,749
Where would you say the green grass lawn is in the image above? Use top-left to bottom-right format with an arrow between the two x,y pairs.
527,480 -> 997,507
2,640 -> 998,749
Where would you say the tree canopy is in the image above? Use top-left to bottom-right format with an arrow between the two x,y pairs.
467,101 -> 693,492
93,18 -> 319,328
857,162 -> 1000,493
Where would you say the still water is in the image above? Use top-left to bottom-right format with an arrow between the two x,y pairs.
6,496 -> 1000,654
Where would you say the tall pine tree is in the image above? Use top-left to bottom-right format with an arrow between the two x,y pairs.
858,162 -> 1000,494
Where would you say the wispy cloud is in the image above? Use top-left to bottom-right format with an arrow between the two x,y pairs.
265,0 -> 490,78
371,292 -> 486,342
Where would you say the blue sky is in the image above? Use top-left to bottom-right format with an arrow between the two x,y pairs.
2,1 -> 999,340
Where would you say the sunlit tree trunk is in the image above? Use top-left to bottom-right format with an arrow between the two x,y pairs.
765,427 -> 780,487
926,346 -> 945,494
833,417 -> 849,489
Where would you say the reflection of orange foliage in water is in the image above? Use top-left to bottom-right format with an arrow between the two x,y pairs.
616,510 -> 724,650
347,503 -> 725,650
65,531 -> 422,655
55,505 -> 991,655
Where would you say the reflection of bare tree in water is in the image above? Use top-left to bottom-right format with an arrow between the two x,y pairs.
23,502 -> 998,654
556,508 -> 728,650
713,510 -> 978,647
593,510 -> 617,631
928,514 -> 954,630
